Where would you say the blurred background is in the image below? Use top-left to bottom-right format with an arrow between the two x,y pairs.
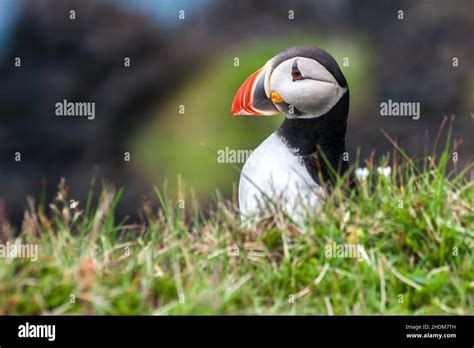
0,0 -> 472,226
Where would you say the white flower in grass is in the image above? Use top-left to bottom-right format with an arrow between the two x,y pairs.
355,167 -> 369,180
377,166 -> 392,177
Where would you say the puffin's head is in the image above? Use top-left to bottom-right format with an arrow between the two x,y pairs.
231,46 -> 348,118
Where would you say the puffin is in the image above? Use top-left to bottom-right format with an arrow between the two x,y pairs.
231,46 -> 349,223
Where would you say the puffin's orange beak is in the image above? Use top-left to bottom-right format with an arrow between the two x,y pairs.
231,62 -> 281,116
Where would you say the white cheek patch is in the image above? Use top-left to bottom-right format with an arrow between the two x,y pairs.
284,82 -> 346,119
270,57 -> 346,118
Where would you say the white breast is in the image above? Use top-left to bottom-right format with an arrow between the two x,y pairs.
238,133 -> 324,224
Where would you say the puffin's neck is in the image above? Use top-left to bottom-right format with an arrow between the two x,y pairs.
276,92 -> 349,182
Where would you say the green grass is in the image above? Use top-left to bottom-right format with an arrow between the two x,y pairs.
0,140 -> 473,315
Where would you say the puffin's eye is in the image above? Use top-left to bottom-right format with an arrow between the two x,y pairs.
291,60 -> 304,81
